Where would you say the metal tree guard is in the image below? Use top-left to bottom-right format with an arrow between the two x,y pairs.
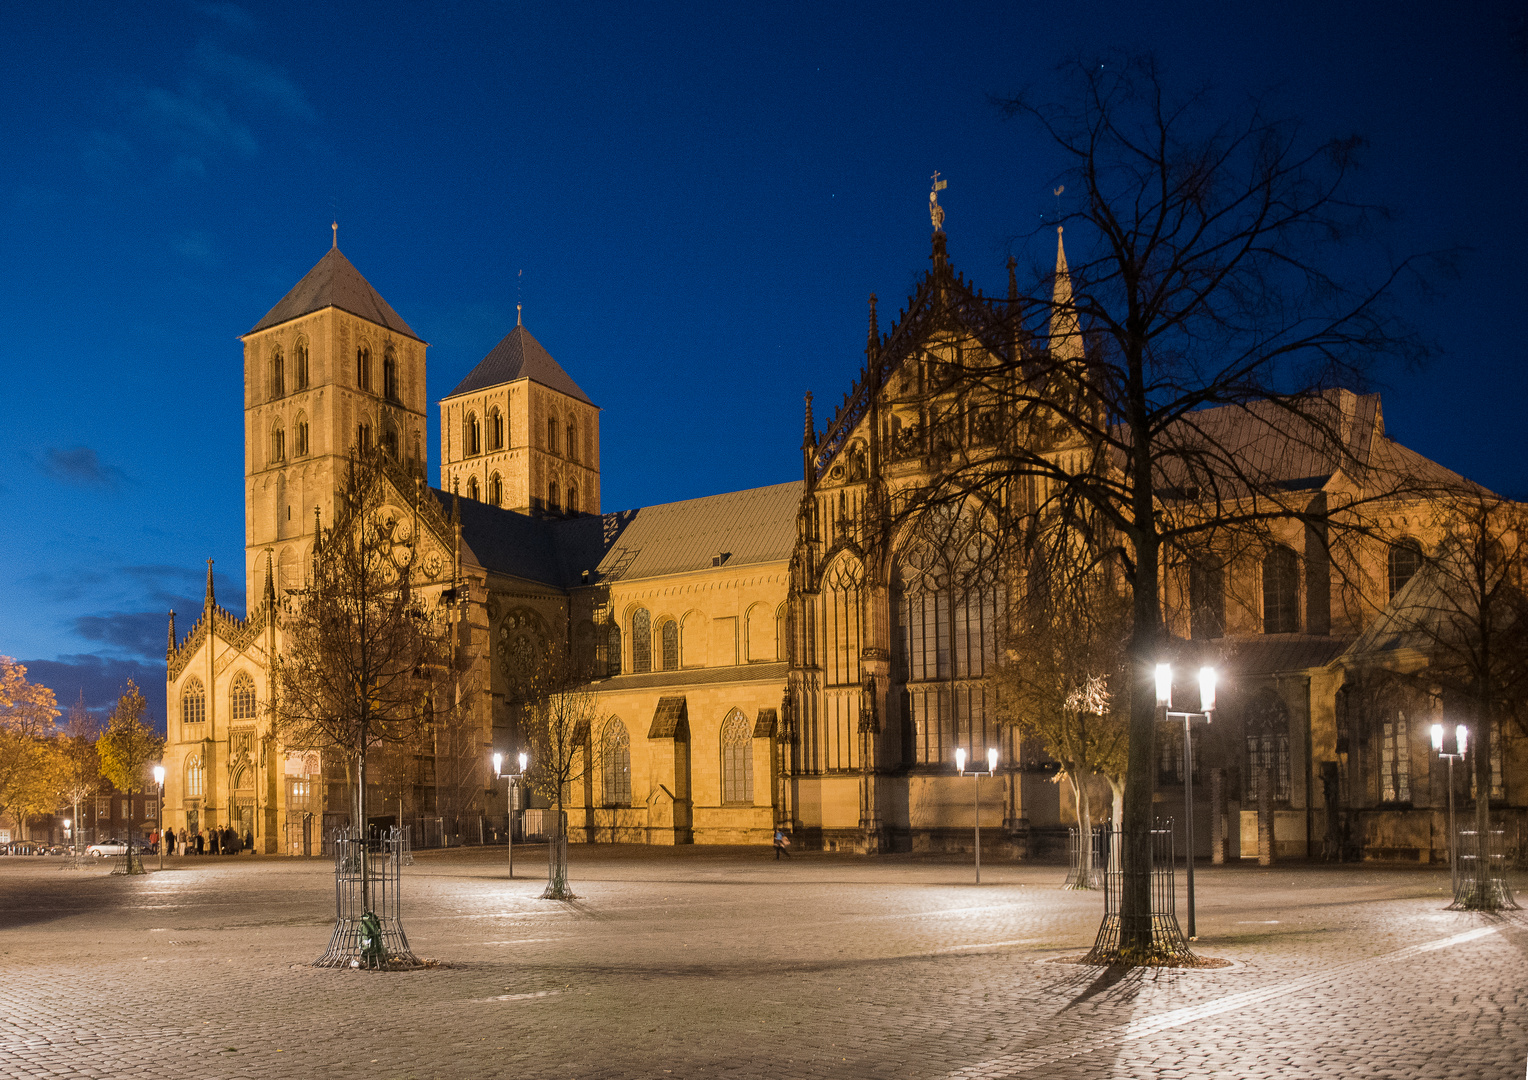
1064,825 -> 1106,890
1084,823 -> 1194,966
314,827 -> 422,969
1450,826 -> 1519,911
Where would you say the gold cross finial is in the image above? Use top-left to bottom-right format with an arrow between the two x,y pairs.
332,221 -> 338,249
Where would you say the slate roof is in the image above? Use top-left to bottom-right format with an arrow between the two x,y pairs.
1221,634 -> 1350,676
443,491 -> 605,589
593,662 -> 789,692
248,248 -> 420,340
445,324 -> 593,404
594,481 -> 803,582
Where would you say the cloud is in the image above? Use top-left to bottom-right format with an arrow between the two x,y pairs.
192,42 -> 315,121
26,563 -> 245,614
41,447 -> 126,490
141,83 -> 259,158
194,1 -> 258,33
19,655 -> 166,733
73,611 -> 174,662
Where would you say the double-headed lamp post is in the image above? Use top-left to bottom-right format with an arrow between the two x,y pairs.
1429,723 -> 1468,894
152,765 -> 166,871
492,752 -> 528,879
1156,664 -> 1216,940
955,747 -> 999,885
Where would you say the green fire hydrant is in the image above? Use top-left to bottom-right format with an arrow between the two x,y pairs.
358,911 -> 386,969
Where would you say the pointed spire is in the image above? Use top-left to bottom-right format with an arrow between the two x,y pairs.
166,610 -> 177,656
802,392 -> 815,448
312,506 -> 323,556
1050,226 -> 1082,362
866,295 -> 879,361
263,550 -> 277,609
204,559 -> 216,610
802,392 -> 817,489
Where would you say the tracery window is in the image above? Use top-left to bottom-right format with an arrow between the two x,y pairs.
498,610 -> 547,701
894,506 -> 1005,765
1379,709 -> 1411,803
631,608 -> 652,673
357,346 -> 371,391
294,337 -> 309,390
1189,559 -> 1225,639
721,709 -> 753,803
487,407 -> 504,451
186,755 -> 204,799
824,558 -> 863,687
465,412 -> 481,456
1262,545 -> 1300,634
604,621 -> 622,677
230,673 -> 256,721
660,619 -> 679,671
271,347 -> 285,398
488,473 -> 503,507
1388,539 -> 1422,602
182,678 -> 206,726
383,347 -> 399,401
1245,691 -> 1292,803
601,718 -> 632,806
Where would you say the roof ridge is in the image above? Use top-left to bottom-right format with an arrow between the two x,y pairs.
444,323 -> 592,403
248,247 -> 420,340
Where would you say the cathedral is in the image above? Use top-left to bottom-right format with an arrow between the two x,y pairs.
161,210 -> 1523,863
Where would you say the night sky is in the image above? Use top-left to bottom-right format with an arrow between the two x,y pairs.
1,1 -> 1524,727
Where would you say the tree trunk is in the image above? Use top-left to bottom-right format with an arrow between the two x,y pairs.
357,748 -> 371,913
1121,537 -> 1162,958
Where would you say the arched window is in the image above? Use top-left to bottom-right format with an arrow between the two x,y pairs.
277,546 -> 298,594
295,415 -> 309,457
567,484 -> 579,515
547,416 -> 559,454
488,472 -> 503,507
467,475 -> 480,501
294,337 -> 309,390
1245,690 -> 1292,803
182,678 -> 206,726
548,481 -> 560,513
487,407 -> 504,451
601,718 -> 632,805
631,608 -> 652,673
1189,558 -> 1225,639
271,347 -> 285,398
186,755 -> 204,798
721,709 -> 753,803
230,673 -> 256,721
232,763 -> 253,792
745,603 -> 775,662
357,422 -> 372,453
465,412 -> 481,456
269,421 -> 286,464
383,346 -> 399,401
1389,538 -> 1422,601
567,421 -> 578,462
382,418 -> 399,459
357,346 -> 371,391
659,619 -> 679,670
1262,545 -> 1300,634
603,621 -> 622,677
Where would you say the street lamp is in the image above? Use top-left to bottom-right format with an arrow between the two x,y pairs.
1430,723 -> 1467,895
492,751 -> 528,879
955,747 -> 998,884
152,765 -> 166,871
1158,664 -> 1216,939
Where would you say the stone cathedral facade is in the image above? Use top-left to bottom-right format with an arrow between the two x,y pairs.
162,221 -> 1523,861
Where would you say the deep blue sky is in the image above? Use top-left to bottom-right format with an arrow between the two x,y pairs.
2,1 -> 1524,726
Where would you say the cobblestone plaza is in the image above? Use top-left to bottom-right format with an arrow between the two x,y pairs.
0,848 -> 1523,1079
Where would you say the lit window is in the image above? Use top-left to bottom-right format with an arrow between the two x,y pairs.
631,609 -> 652,673
186,756 -> 204,798
721,710 -> 753,803
182,678 -> 206,726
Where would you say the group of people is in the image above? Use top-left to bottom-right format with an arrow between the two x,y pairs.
151,826 -> 255,856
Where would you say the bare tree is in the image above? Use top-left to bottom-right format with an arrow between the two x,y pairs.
270,451 -> 456,907
55,695 -> 101,855
520,652 -> 596,899
898,56 -> 1440,961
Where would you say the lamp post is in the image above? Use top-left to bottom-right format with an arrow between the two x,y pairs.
955,747 -> 998,884
152,765 -> 166,871
492,752 -> 528,879
1157,664 -> 1216,939
1430,723 -> 1467,895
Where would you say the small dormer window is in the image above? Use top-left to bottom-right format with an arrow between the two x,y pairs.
712,552 -> 731,567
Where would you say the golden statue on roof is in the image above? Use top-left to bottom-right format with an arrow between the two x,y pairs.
929,171 -> 947,232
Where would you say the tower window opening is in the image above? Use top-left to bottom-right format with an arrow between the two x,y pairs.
295,337 -> 309,390
357,346 -> 371,391
295,416 -> 309,457
270,421 -> 286,463
547,416 -> 559,455
567,421 -> 578,462
271,347 -> 285,398
465,412 -> 481,456
488,473 -> 503,506
487,407 -> 504,451
383,348 -> 399,401
548,480 -> 560,513
467,475 -> 480,501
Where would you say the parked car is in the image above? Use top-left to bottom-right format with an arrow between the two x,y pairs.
85,840 -> 148,857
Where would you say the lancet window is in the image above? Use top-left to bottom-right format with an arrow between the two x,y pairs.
631,608 -> 652,673
1388,539 -> 1422,601
294,337 -> 309,390
601,718 -> 632,806
721,709 -> 753,804
660,620 -> 679,671
487,407 -> 504,451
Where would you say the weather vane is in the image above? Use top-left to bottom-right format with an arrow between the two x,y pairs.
929,171 -> 947,232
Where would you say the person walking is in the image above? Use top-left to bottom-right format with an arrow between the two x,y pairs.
244,828 -> 253,853
773,828 -> 792,860
195,830 -> 205,855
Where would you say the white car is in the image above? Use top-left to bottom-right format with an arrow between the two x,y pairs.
85,840 -> 144,857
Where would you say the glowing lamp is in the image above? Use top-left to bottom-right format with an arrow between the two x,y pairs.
955,748 -> 967,773
1155,663 -> 1172,707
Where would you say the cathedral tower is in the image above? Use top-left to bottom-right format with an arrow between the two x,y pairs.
439,315 -> 600,516
239,238 -> 428,603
